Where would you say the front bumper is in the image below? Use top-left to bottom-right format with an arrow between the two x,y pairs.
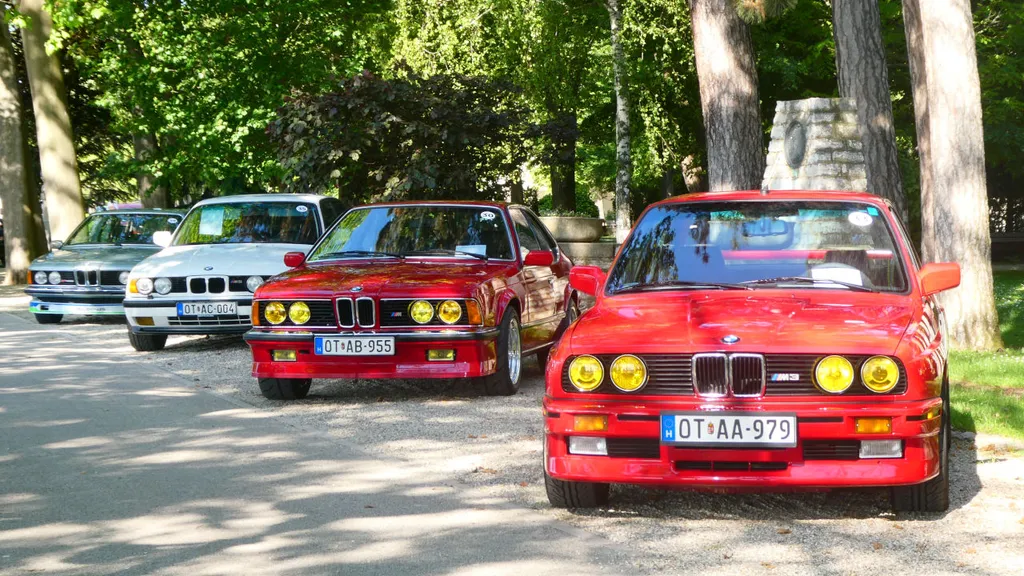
245,328 -> 500,379
26,286 -> 126,316
543,397 -> 943,489
124,297 -> 253,335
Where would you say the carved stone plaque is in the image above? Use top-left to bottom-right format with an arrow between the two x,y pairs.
784,121 -> 807,168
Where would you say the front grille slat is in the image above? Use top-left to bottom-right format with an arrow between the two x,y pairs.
337,298 -> 355,328
693,354 -> 729,397
605,438 -> 660,459
732,354 -> 765,397
356,297 -> 375,328
802,440 -> 860,461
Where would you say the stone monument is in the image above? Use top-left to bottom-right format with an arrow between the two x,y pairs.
762,98 -> 868,192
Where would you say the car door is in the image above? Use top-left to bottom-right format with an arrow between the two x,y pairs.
510,208 -> 560,350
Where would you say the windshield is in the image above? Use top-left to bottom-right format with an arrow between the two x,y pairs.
173,202 -> 319,246
65,213 -> 181,246
606,200 -> 909,294
309,205 -> 514,261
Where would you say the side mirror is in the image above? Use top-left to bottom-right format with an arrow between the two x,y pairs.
918,262 -> 960,296
570,266 -> 606,297
523,250 -> 555,267
50,240 -> 64,251
152,231 -> 172,248
284,252 -> 306,268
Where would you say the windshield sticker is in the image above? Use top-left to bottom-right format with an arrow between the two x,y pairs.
199,207 -> 225,236
296,205 -> 308,213
866,206 -> 880,216
480,211 -> 496,221
456,244 -> 487,257
167,217 -> 179,224
811,266 -> 864,286
848,212 -> 873,227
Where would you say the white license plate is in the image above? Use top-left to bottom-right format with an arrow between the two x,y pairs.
661,412 -> 797,448
177,301 -> 237,316
314,336 -> 395,356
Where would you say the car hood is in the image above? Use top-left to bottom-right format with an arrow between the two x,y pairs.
256,259 -> 517,300
570,291 -> 915,356
31,246 -> 160,271
130,243 -> 313,278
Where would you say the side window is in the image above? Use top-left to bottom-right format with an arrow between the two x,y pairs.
890,208 -> 921,270
320,199 -> 344,229
522,210 -> 556,252
510,209 -> 542,256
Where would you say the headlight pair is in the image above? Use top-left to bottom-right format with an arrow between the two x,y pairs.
815,355 -> 900,394
409,300 -> 463,325
568,355 -> 647,393
264,301 -> 310,325
134,277 -> 171,295
34,271 -> 62,285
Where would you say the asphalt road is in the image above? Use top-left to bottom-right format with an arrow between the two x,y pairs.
0,312 -> 635,575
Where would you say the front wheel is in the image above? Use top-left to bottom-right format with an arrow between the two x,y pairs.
258,378 -> 312,400
128,331 -> 167,352
545,472 -> 610,508
33,313 -> 63,325
479,307 -> 522,396
890,379 -> 950,512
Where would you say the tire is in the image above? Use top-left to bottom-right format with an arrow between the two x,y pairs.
128,331 -> 167,352
258,378 -> 312,400
890,378 -> 950,512
480,307 -> 522,396
33,313 -> 63,325
545,472 -> 610,508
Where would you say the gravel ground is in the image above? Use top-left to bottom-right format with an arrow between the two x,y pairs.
3,282 -> 1023,575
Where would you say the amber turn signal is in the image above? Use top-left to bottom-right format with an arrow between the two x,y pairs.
466,299 -> 483,325
855,417 -> 892,434
573,415 -> 608,432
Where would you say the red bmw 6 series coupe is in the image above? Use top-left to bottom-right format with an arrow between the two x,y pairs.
543,190 -> 961,512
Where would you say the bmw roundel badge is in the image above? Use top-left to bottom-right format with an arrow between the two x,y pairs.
721,335 -> 740,344
351,286 -> 363,293
204,266 -> 214,271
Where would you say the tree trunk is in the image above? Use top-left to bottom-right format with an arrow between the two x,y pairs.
688,0 -> 764,191
681,154 -> 707,193
833,0 -> 907,220
18,0 -> 85,242
0,15 -> 45,284
509,177 -> 524,205
133,131 -> 170,208
607,0 -> 632,243
902,0 -> 1002,350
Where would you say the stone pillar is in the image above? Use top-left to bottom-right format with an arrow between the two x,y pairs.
762,98 -> 868,191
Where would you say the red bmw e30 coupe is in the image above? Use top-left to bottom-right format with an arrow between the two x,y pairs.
543,190 -> 961,512
244,201 -> 577,399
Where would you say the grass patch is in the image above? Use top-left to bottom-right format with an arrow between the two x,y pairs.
949,270 -> 1024,439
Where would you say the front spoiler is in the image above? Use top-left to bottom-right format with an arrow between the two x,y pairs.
243,328 -> 500,343
30,301 -> 124,316
130,325 -> 250,336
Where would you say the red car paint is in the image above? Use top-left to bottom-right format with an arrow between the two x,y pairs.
246,202 -> 573,382
544,190 -> 960,496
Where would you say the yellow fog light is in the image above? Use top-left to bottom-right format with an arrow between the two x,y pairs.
409,300 -> 434,324
272,350 -> 297,362
573,414 -> 608,432
855,417 -> 892,434
136,317 -> 154,326
610,354 -> 647,392
568,355 -> 604,392
264,301 -> 286,325
288,302 -> 311,325
814,355 -> 854,394
861,356 -> 899,393
427,349 -> 455,361
437,300 -> 462,324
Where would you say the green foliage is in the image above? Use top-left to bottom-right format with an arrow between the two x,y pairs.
734,0 -> 799,25
269,70 -> 533,203
537,187 -> 599,217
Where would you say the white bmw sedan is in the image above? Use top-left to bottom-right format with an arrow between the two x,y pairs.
123,194 -> 345,351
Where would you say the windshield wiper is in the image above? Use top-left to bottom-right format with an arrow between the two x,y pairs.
613,280 -> 754,294
319,250 -> 404,259
404,249 -> 488,261
741,276 -> 877,292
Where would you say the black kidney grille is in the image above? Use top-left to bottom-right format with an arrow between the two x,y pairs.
336,298 -> 355,327
356,298 -> 376,327
258,300 -> 334,327
693,354 -> 729,397
379,299 -> 470,327
207,277 -> 226,294
99,271 -> 124,286
731,355 -> 765,396
189,278 -> 207,294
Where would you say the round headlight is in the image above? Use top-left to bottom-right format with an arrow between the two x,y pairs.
34,271 -> 48,284
815,355 -> 855,394
118,271 -> 130,285
610,354 -> 647,392
154,277 -> 172,295
264,301 -> 286,324
48,271 -> 62,285
437,300 -> 462,324
861,356 -> 900,393
246,275 -> 263,293
136,277 -> 154,295
568,355 -> 605,392
288,302 -> 311,325
409,300 -> 434,324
